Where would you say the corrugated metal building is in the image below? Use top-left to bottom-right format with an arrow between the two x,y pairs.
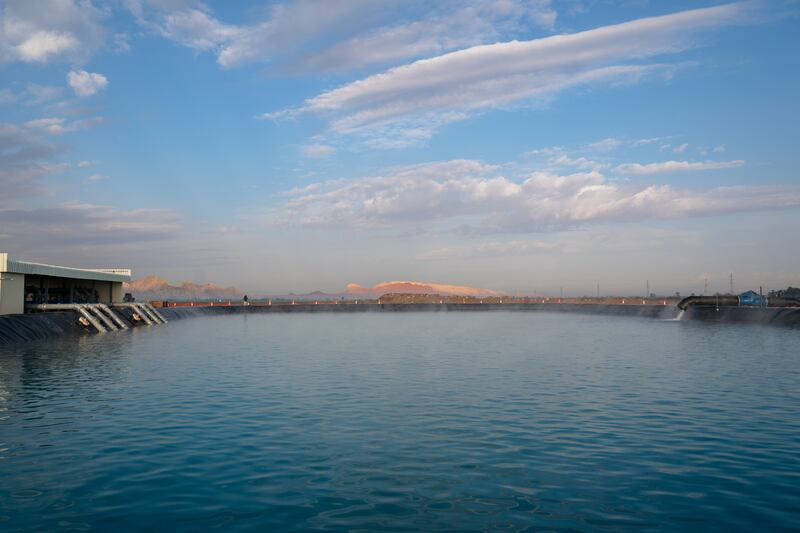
0,253 -> 131,315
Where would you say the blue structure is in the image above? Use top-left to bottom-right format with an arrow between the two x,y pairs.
738,290 -> 764,307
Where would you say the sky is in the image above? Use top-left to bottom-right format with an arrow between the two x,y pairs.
1,0 -> 799,296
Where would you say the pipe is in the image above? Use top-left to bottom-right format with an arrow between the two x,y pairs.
677,295 -> 800,310
112,303 -> 154,325
145,303 -> 168,323
677,295 -> 739,310
136,303 -> 161,325
767,297 -> 800,308
133,304 -> 154,325
95,304 -> 129,330
77,307 -> 106,333
86,304 -> 118,331
26,303 -> 107,333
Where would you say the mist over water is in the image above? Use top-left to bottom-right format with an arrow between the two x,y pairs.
1,312 -> 799,531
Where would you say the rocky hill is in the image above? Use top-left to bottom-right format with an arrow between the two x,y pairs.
124,276 -> 242,301
345,281 -> 503,297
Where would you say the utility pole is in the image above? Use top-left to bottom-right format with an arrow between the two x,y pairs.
646,280 -> 650,298
704,278 -> 708,296
730,273 -> 734,294
560,286 -> 563,299
597,283 -> 600,298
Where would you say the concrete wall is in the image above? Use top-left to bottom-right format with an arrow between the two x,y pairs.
0,273 -> 25,315
95,281 -> 111,303
112,282 -> 123,303
96,281 -> 124,303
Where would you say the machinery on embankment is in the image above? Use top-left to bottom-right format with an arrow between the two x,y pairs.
677,290 -> 800,310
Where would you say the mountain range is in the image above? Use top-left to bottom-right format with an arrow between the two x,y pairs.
124,276 -> 242,301
125,277 -> 503,301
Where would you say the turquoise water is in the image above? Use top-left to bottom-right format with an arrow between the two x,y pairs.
1,312 -> 798,532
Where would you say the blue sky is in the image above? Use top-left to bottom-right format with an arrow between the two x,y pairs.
1,0 -> 799,295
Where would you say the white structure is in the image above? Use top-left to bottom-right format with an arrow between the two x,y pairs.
0,253 -> 131,316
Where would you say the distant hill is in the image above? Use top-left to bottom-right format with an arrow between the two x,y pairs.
268,281 -> 503,300
125,277 -> 502,302
345,281 -> 503,297
124,276 -> 242,301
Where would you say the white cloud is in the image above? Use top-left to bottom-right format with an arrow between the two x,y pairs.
549,154 -> 607,171
268,157 -> 797,233
132,0 -> 380,67
113,33 -> 132,53
615,160 -> 745,175
588,138 -> 622,152
153,6 -> 239,51
24,117 -> 72,135
632,136 -> 671,147
672,142 -> 689,153
86,174 -> 106,182
273,2 -> 752,144
0,122 -> 67,204
289,1 -> 558,73
0,84 -> 67,107
131,0 -> 559,72
78,160 -> 97,167
0,88 -> 17,104
24,83 -> 63,105
0,0 -> 107,64
67,70 -> 108,97
713,144 -> 726,153
0,203 -> 181,246
419,239 -> 561,260
301,143 -> 336,159
25,116 -> 105,135
17,31 -> 79,62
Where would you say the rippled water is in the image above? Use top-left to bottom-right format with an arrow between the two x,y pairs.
1,312 -> 799,531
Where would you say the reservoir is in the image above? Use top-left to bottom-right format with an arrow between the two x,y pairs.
1,312 -> 798,531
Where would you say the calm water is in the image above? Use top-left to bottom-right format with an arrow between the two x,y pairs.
1,312 -> 798,532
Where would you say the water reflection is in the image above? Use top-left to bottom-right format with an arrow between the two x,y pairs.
0,312 -> 798,532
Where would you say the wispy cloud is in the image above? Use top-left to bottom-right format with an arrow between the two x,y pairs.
549,154 -> 607,171
301,143 -> 335,159
588,138 -> 622,152
0,203 -> 182,246
419,239 -> 561,260
0,123 -> 66,204
130,0 -> 558,72
672,142 -> 689,153
288,1 -> 558,73
632,136 -> 672,147
25,116 -> 105,135
268,3 -> 754,145
615,160 -> 745,175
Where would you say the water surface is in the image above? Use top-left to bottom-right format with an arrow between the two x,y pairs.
1,312 -> 798,531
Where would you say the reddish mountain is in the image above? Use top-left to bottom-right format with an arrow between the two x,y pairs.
124,276 -> 242,301
345,281 -> 503,297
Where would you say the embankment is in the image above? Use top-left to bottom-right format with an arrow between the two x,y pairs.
3,303 -> 799,346
0,311 -> 84,344
684,306 -> 800,326
157,302 -> 679,321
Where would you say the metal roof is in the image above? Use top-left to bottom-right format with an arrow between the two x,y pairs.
0,253 -> 131,283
